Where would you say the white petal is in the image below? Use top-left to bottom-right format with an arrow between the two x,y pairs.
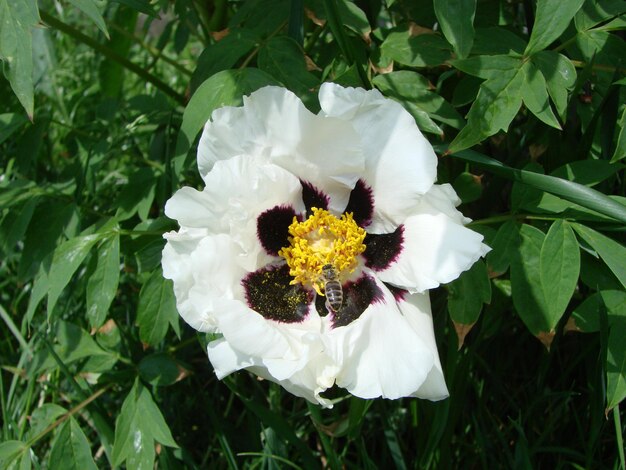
325,277 -> 438,399
162,233 -> 247,332
198,86 -> 364,213
168,154 -> 305,271
396,292 -> 448,400
207,300 -> 339,407
376,211 -> 490,293
319,83 -> 438,232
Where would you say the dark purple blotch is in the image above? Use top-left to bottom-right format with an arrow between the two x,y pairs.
242,265 -> 313,323
363,225 -> 404,271
300,180 -> 329,212
257,205 -> 298,256
343,179 -> 374,227
384,283 -> 408,302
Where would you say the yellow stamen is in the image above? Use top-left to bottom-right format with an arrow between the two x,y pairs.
278,208 -> 366,295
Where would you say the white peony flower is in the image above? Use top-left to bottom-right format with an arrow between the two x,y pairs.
162,83 -> 489,407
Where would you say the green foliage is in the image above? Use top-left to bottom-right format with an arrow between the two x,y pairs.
1,0 -> 625,468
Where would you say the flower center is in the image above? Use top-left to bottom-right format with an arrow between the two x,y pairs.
278,208 -> 366,295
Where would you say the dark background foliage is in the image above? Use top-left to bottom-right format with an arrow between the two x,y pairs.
0,0 -> 625,468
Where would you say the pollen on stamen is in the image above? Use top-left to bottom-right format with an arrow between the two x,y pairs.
278,208 -> 366,294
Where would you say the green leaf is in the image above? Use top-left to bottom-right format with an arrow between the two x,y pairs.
607,315 -> 626,411
47,233 -> 102,319
258,36 -> 319,95
433,0 -> 476,58
574,0 -> 626,32
136,268 -> 179,345
521,61 -> 561,129
471,27 -> 526,55
67,0 -> 109,38
190,28 -> 259,93
322,0 -> 371,37
0,197 -> 37,256
139,353 -> 181,387
448,66 -> 524,153
174,68 -> 279,174
486,220 -> 520,274
572,290 -> 626,333
112,380 -> 178,469
510,224 -> 551,335
373,71 -> 465,129
551,159 -> 624,186
570,290 -> 626,410
571,223 -> 626,289
0,441 -> 29,470
540,220 -> 580,324
115,168 -> 157,221
531,51 -> 577,120
452,171 -> 482,203
24,404 -> 67,441
18,200 -> 77,281
32,321 -> 112,373
525,0 -> 586,54
611,105 -> 626,163
49,418 -> 98,470
0,0 -> 39,117
0,113 -> 28,144
443,148 -> 626,223
86,234 -> 120,329
447,260 -> 491,324
451,54 -> 522,79
381,31 -> 452,68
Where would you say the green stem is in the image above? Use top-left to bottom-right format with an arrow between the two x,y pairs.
40,11 -> 186,105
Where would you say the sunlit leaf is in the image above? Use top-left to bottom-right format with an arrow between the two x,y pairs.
433,0 -> 476,59
572,223 -> 626,289
381,31 -> 452,68
525,0 -> 586,54
258,36 -> 319,95
0,0 -> 39,117
136,268 -> 179,345
540,220 -> 580,323
67,0 -> 109,38
510,224 -> 551,336
112,380 -> 178,469
49,418 -> 98,470
448,66 -> 524,153
47,233 -> 102,319
521,61 -> 561,129
86,234 -> 120,329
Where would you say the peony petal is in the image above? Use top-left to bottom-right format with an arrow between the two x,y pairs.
162,232 -> 247,332
325,276 -> 438,399
375,210 -> 489,292
208,337 -> 337,407
198,86 -> 364,213
319,83 -> 438,232
177,155 -> 305,271
396,292 -> 448,400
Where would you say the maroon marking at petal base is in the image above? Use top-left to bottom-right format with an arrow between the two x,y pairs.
384,283 -> 408,302
301,180 -> 329,212
343,179 -> 374,227
257,205 -> 298,256
242,265 -> 313,323
363,225 -> 404,271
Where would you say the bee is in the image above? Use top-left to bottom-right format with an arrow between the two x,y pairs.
321,263 -> 343,313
